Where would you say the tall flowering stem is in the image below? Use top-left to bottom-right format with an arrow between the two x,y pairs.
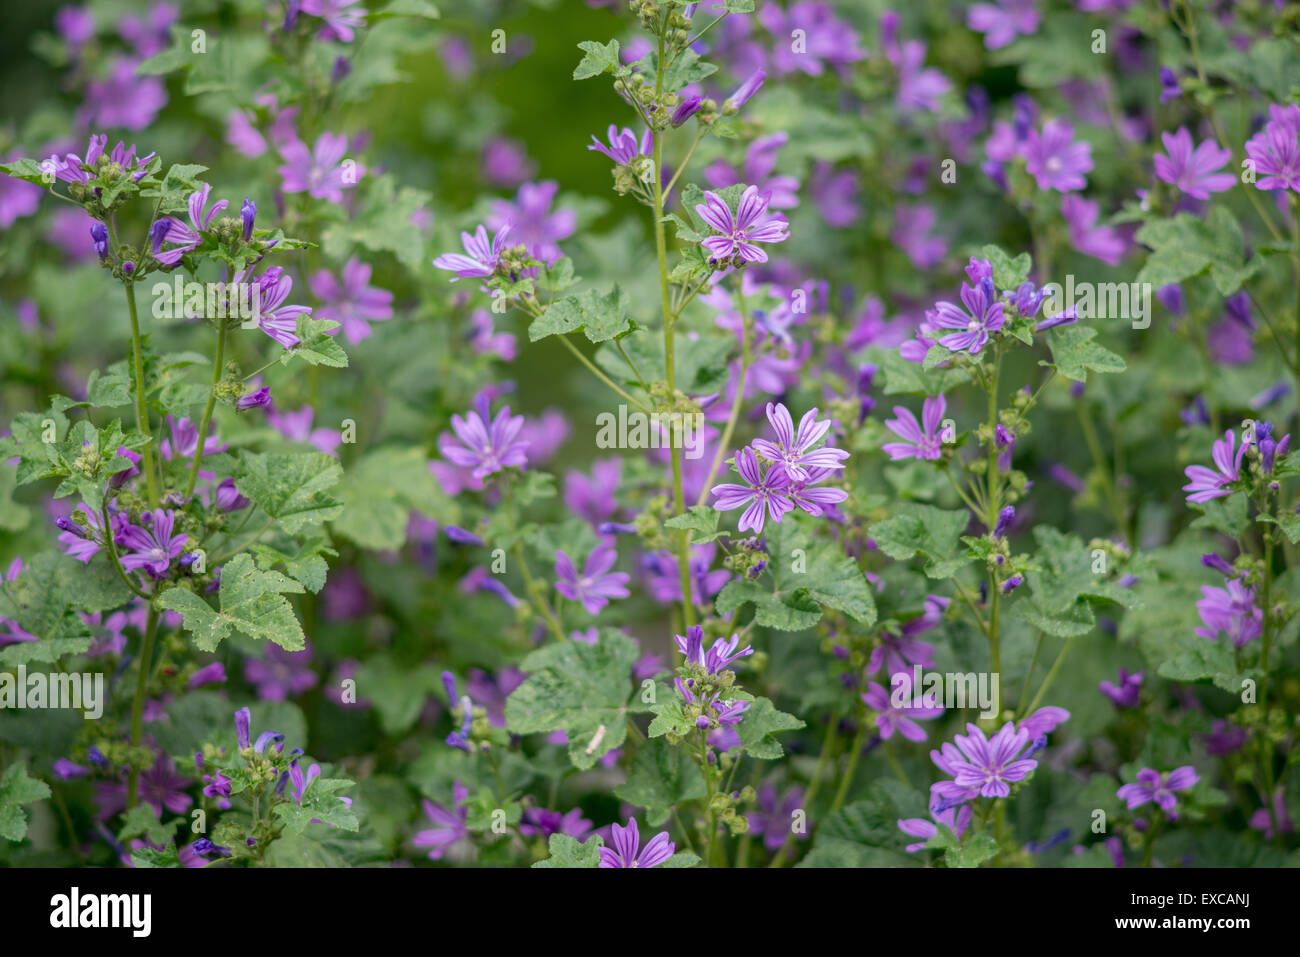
984,343 -> 1004,719
124,280 -> 160,508
184,323 -> 226,499
651,27 -> 695,633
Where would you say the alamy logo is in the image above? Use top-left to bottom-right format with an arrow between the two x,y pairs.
891,665 -> 1000,719
1040,275 -> 1152,330
595,405 -> 706,459
49,887 -> 151,937
0,665 -> 104,719
151,275 -> 262,323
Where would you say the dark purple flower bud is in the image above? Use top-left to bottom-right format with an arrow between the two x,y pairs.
87,746 -> 109,769
1117,574 -> 1139,588
445,526 -> 485,546
52,759 -> 90,779
1180,395 -> 1210,427
995,425 -> 1014,449
236,386 -> 271,411
1250,382 -> 1290,410
246,837 -> 257,847
235,707 -> 251,750
725,69 -> 765,111
331,55 -> 352,83
979,580 -> 988,603
122,261 -> 135,276
1002,574 -> 1024,594
1159,67 -> 1180,103
55,516 -> 86,537
179,552 -> 199,568
441,670 -> 458,704
671,95 -> 702,127
1224,292 -> 1254,330
108,447 -> 141,488
1011,282 -> 1043,318
1155,285 -> 1184,316
1070,381 -> 1085,399
1035,308 -> 1078,332
994,505 -> 1015,538
241,198 -> 256,242
1022,733 -> 1048,758
149,218 -> 170,254
90,222 -> 109,260
1012,94 -> 1036,139
1259,436 -> 1277,472
215,477 -> 249,512
192,838 -> 230,857
254,730 -> 284,754
1201,553 -> 1234,577
598,522 -> 638,535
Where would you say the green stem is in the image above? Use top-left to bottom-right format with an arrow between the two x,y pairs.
125,282 -> 160,507
695,280 -> 752,507
101,499 -> 151,601
1023,633 -> 1077,718
557,335 -> 651,414
829,722 -> 868,815
126,606 -> 160,810
184,324 -> 226,499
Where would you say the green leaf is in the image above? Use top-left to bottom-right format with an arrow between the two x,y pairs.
1008,596 -> 1096,637
977,245 -> 1032,289
272,776 -> 358,833
573,40 -> 621,80
250,537 -> 336,594
159,553 -> 306,652
613,738 -> 706,826
528,285 -> 632,344
736,697 -> 804,759
320,174 -> 431,272
377,0 -> 440,18
664,505 -> 726,544
353,656 -> 442,735
117,804 -> 175,847
505,629 -> 639,769
927,826 -> 1000,867
234,451 -> 343,534
332,446 -> 458,551
1045,326 -> 1126,382
532,833 -> 602,868
1135,208 -> 1250,293
868,504 -> 969,572
0,763 -> 51,842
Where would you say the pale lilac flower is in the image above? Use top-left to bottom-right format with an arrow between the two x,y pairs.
892,204 -> 948,270
750,403 -> 847,482
1248,790 -> 1293,840
564,458 -> 621,525
1117,767 -> 1198,814
882,13 -> 951,113
300,0 -> 366,42
675,626 -> 753,674
468,309 -> 516,360
555,544 -> 630,615
482,136 -> 536,187
1182,429 -> 1246,502
278,132 -> 363,203
645,546 -> 731,607
413,782 -> 470,860
81,57 -> 167,131
432,223 -> 512,280
236,388 -> 271,412
0,152 -> 41,227
703,133 -> 800,210
246,267 -> 313,349
268,405 -> 342,455
1022,119 -> 1092,192
1019,706 -> 1069,739
244,642 -> 318,701
758,3 -> 865,77
898,804 -> 972,852
865,676 -> 944,742
117,510 -> 187,578
1061,195 -> 1126,265
599,818 -> 674,868
931,280 -> 1005,354
883,395 -> 947,461
309,257 -> 394,345
967,0 -> 1040,50
932,722 -> 1039,802
438,394 -> 528,480
1195,578 -> 1262,648
55,5 -> 95,49
748,786 -> 807,852
710,446 -> 795,534
1244,105 -> 1300,193
118,3 -> 177,58
1099,668 -> 1142,708
724,69 -> 766,112
152,183 -> 227,266
1154,128 -> 1236,200
487,181 -> 574,265
587,125 -> 652,165
520,807 -> 593,841
696,185 -> 789,265
809,162 -> 860,227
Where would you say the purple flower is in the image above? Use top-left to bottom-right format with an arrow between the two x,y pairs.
564,457 -> 621,525
244,266 -> 313,349
671,95 -> 702,126
0,151 -> 41,227
81,57 -> 167,131
864,676 -> 944,742
750,403 -> 847,483
758,3 -> 865,77
96,753 -> 192,821
809,161 -> 860,228
1244,105 -> 1300,193
267,405 -> 341,455
710,446 -> 795,534
674,626 -> 753,674
244,642 -> 319,700
724,69 -> 766,111
1099,668 -> 1142,708
300,0 -> 366,42
882,394 -> 947,461
1061,195 -> 1126,265
882,14 -> 951,113
931,280 -> 1006,354
1182,429 -> 1246,502
587,125 -> 650,166
433,223 -> 513,280
520,807 -> 594,840
898,804 -> 972,852
487,181 -> 575,266
1248,790 -> 1293,840
108,447 -> 141,489
188,662 -> 227,690
468,308 -> 517,361
1194,578 -> 1262,648
152,183 -> 226,266
891,203 -> 948,270
240,197 -> 256,240
1153,128 -> 1236,200
55,6 -> 95,49
703,133 -> 800,211
1117,767 -> 1198,814
695,185 -> 789,265
236,387 -> 271,413
413,782 -> 470,861
438,394 -> 528,480
1159,67 -> 1181,103
554,544 -> 630,615
278,132 -> 363,203
1022,119 -> 1092,192
482,136 -> 536,187
598,817 -> 674,868
116,510 -> 187,578
967,0 -> 1040,50
931,722 -> 1038,802
309,257 -> 394,345
1201,720 -> 1247,757
644,546 -> 730,607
